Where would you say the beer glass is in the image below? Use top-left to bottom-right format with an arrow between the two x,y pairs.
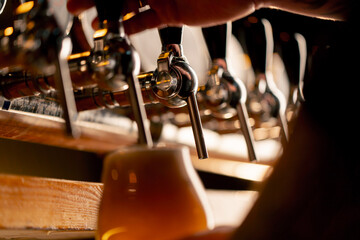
97,146 -> 214,240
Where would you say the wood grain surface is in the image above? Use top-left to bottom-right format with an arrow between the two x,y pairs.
0,109 -> 137,156
0,174 -> 102,239
0,174 -> 258,239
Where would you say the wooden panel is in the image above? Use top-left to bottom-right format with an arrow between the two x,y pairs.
0,110 -> 136,156
0,174 -> 103,239
0,109 -> 275,182
0,230 -> 95,240
0,109 -> 278,165
0,174 -> 258,239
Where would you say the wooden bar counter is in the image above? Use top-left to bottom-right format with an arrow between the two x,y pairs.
0,174 -> 102,239
0,174 -> 258,239
0,109 -> 272,239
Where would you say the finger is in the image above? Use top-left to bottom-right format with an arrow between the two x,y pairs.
67,0 -> 95,15
123,8 -> 182,35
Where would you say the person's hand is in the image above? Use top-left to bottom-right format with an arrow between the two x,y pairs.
67,0 -> 348,36
67,0 -> 263,35
178,226 -> 236,240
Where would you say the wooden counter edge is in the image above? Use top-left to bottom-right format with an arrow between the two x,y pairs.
0,174 -> 103,239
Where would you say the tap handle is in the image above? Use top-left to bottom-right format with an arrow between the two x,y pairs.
187,92 -> 208,159
94,0 -> 124,24
224,72 -> 257,162
158,27 -> 183,47
202,24 -> 228,60
279,33 -> 300,86
54,37 -> 80,138
127,72 -> 154,147
241,15 -> 267,74
235,101 -> 257,162
157,26 -> 208,158
93,0 -> 153,147
158,27 -> 208,159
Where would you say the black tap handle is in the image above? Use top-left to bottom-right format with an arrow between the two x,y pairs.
158,27 -> 183,46
202,24 -> 228,60
233,14 -> 267,74
94,0 -> 124,23
279,34 -> 300,86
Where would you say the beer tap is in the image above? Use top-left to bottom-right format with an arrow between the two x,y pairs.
279,32 -> 306,130
262,18 -> 288,144
0,0 -> 79,137
0,23 -> 208,158
234,15 -> 288,146
201,23 -> 257,162
154,26 -> 208,159
92,0 -> 153,147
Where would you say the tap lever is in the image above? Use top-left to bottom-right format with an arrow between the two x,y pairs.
127,71 -> 153,147
93,0 -> 153,147
223,72 -> 257,162
235,99 -> 257,162
187,92 -> 208,159
215,70 -> 257,162
262,18 -> 289,144
53,37 -> 80,138
157,26 -> 208,159
202,23 -> 256,161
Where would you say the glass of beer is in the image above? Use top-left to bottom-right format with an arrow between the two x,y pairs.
97,145 -> 214,240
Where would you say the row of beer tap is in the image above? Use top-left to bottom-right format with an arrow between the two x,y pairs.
0,0 -> 306,161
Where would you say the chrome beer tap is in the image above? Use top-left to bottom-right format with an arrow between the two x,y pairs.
92,0 -> 153,147
153,26 -> 208,159
0,0 -> 79,137
262,18 -> 289,144
201,23 -> 257,161
279,32 -> 306,133
0,19 -> 208,158
235,15 -> 289,146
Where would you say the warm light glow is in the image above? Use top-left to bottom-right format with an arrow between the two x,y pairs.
97,60 -> 110,67
192,157 -> 272,182
67,51 -> 91,60
269,126 -> 281,139
198,85 -> 206,91
286,110 -> 294,121
15,1 -> 34,15
243,54 -> 252,69
128,171 -> 137,183
93,28 -> 108,39
123,12 -> 135,21
137,72 -> 153,79
249,101 -> 262,113
253,126 -> 281,140
175,113 -> 190,124
27,21 -> 35,30
254,127 -> 269,141
4,27 -> 13,36
101,227 -> 127,240
248,118 -> 255,127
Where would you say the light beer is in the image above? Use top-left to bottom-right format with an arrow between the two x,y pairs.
97,146 -> 214,240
